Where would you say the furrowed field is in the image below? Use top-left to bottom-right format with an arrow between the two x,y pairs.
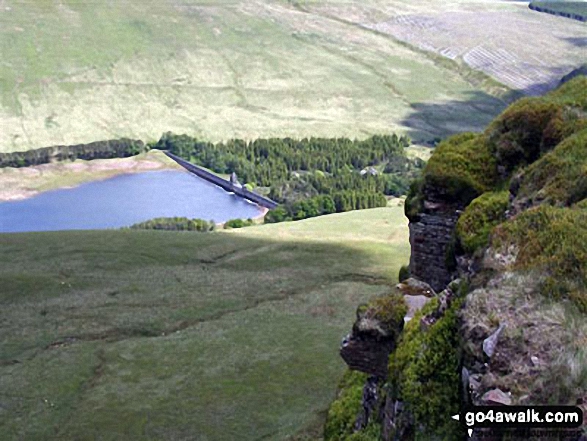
0,207 -> 410,440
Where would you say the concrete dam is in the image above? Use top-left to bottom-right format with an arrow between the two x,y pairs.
164,151 -> 279,210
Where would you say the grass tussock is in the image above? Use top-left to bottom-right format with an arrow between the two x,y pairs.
461,273 -> 587,406
493,205 -> 587,312
421,133 -> 498,205
514,128 -> 587,207
456,191 -> 509,254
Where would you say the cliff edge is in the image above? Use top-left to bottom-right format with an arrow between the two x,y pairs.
325,75 -> 587,440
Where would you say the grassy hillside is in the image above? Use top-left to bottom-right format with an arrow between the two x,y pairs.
0,0 -> 517,152
0,207 -> 409,440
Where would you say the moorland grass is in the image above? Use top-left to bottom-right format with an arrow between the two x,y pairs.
0,207 -> 409,440
0,0 -> 509,152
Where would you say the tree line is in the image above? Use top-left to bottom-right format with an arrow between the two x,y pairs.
0,139 -> 147,168
156,132 -> 424,222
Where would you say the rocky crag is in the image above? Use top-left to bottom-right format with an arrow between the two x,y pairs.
325,75 -> 587,440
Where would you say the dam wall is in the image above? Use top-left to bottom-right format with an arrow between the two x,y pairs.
164,151 -> 279,210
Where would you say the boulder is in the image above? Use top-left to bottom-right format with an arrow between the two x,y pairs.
482,388 -> 512,406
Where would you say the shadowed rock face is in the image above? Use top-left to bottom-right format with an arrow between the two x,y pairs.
409,203 -> 460,292
340,296 -> 407,379
340,333 -> 396,378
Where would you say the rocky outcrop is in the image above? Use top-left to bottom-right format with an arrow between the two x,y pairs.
328,77 -> 587,441
408,202 -> 461,292
340,333 -> 396,379
340,295 -> 407,379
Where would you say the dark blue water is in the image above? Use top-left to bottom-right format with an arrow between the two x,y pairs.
0,170 -> 263,233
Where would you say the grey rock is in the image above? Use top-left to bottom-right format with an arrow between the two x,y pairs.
354,376 -> 381,430
482,388 -> 512,406
483,323 -> 506,358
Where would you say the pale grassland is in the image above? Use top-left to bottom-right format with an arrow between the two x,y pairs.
300,0 -> 587,95
0,207 -> 409,440
0,150 -> 181,202
0,0 -> 517,152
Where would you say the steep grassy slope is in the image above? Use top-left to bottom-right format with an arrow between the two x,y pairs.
0,207 -> 409,440
0,0 -> 515,152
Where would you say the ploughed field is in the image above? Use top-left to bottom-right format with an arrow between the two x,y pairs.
0,207 -> 410,440
0,0 -> 536,152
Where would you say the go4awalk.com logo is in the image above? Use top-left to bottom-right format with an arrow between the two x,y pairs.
452,406 -> 584,438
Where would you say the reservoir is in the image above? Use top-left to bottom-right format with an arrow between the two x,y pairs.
0,170 -> 264,233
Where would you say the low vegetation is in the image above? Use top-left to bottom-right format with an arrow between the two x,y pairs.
513,128 -> 587,207
129,217 -> 216,232
0,207 -> 409,440
388,298 -> 463,440
324,369 -> 368,441
413,132 -> 498,208
493,205 -> 587,312
456,191 -> 509,254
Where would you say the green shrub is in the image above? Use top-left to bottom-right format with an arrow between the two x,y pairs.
422,133 -> 498,206
398,264 -> 410,283
486,98 -> 565,172
324,370 -> 368,441
456,191 -> 510,254
223,218 -> 254,229
129,217 -> 215,231
404,178 -> 424,222
514,128 -> 587,207
546,75 -> 587,110
388,298 -> 462,439
492,205 -> 587,312
360,293 -> 408,341
346,422 -> 381,441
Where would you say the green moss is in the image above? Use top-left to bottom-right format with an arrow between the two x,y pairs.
404,177 -> 424,222
367,293 -> 408,330
398,264 -> 410,283
346,422 -> 381,441
486,98 -> 566,172
515,128 -> 587,207
388,298 -> 462,439
456,191 -> 510,254
492,205 -> 587,312
422,133 -> 498,206
546,75 -> 587,111
324,370 -> 368,441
